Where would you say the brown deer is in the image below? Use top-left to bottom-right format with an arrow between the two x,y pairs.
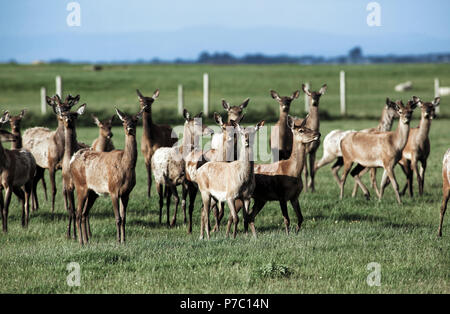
151,109 -> 212,227
70,107 -> 144,244
438,148 -> 449,237
397,97 -> 439,197
270,90 -> 300,161
245,116 -> 320,236
296,84 -> 327,192
57,103 -> 87,239
0,112 -> 36,232
196,120 -> 265,239
91,114 -> 115,152
23,94 -> 81,212
137,89 -> 178,198
339,100 -> 417,204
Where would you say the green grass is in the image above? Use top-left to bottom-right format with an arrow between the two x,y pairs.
0,64 -> 449,293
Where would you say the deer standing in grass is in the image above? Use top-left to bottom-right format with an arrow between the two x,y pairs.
438,148 -> 449,237
315,98 -> 399,196
196,120 -> 264,239
23,95 -> 82,212
57,103 -> 87,239
137,89 -> 178,198
70,107 -> 144,244
270,90 -> 300,161
0,112 -> 36,232
91,114 -> 115,152
397,97 -> 439,197
244,116 -> 320,236
339,100 -> 417,204
296,84 -> 327,192
151,109 -> 212,227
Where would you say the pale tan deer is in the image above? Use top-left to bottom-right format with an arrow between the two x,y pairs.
137,89 -> 178,198
296,84 -> 327,192
397,97 -> 439,197
196,120 -> 265,239
70,107 -> 144,244
23,94 -> 81,212
91,114 -> 115,152
339,100 -> 417,204
244,116 -> 320,236
0,112 -> 36,232
57,103 -> 87,239
151,109 -> 212,227
438,148 -> 449,237
270,90 -> 300,161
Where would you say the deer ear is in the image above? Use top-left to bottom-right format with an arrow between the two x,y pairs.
136,89 -> 144,99
19,109 -> 26,118
46,96 -> 55,107
270,90 -> 280,100
115,108 -> 126,122
319,84 -> 327,95
222,99 -> 230,111
195,112 -> 203,119
240,98 -> 250,109
69,95 -> 81,107
0,111 -> 10,124
433,97 -> 441,107
110,115 -> 115,123
302,84 -> 311,96
135,108 -> 145,120
255,120 -> 265,131
76,104 -> 86,116
214,112 -> 224,126
292,90 -> 300,99
395,100 -> 403,110
92,114 -> 101,126
300,114 -> 309,128
183,109 -> 190,121
152,89 -> 160,99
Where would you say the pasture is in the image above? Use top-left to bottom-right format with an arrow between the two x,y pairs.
0,63 -> 449,294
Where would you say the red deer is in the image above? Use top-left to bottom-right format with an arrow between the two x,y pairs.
70,107 -> 145,244
137,89 -> 178,198
438,148 -> 450,237
91,114 -> 115,152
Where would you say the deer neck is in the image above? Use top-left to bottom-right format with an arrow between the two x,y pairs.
377,108 -> 395,132
287,137 -> 307,177
394,120 -> 411,151
308,105 -> 320,131
122,133 -> 138,169
11,128 -> 22,149
0,141 -> 10,170
238,140 -> 254,181
63,126 -> 77,162
96,131 -> 109,152
142,109 -> 153,135
55,119 -> 66,147
417,115 -> 432,144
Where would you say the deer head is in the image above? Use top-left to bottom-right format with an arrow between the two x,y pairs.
47,94 -> 81,114
287,115 -> 320,144
302,84 -> 327,107
418,97 -> 440,120
93,114 -> 114,139
385,98 -> 400,119
57,104 -> 87,130
222,98 -> 249,122
116,107 -> 146,136
232,120 -> 265,148
0,111 -> 16,143
136,89 -> 159,112
270,90 -> 300,113
395,100 -> 417,124
183,109 -> 213,140
8,109 -> 26,133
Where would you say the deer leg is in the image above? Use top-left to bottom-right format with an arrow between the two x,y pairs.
24,182 -> 32,228
211,198 -> 220,232
438,189 -> 449,237
399,160 -> 412,197
200,192 -> 211,240
32,166 -> 44,211
83,191 -> 98,241
339,161 -> 353,200
351,166 -> 369,197
75,189 -> 88,245
411,159 -> 421,198
242,199 -> 250,235
2,187 -> 13,232
385,166 -> 402,204
227,199 -> 239,239
303,159 -> 309,192
119,194 -> 129,243
290,198 -> 303,233
170,184 -> 179,228
48,167 -> 57,214
248,199 -> 266,238
331,157 -> 344,187
187,182 -> 197,234
156,183 -> 163,224
181,182 -> 188,224
370,168 -> 380,196
308,152 -> 317,192
13,187 -> 25,228
279,200 -> 290,235
110,194 -> 121,243
165,185 -> 172,226
67,189 -> 76,240
419,159 -> 427,196
351,164 -> 370,200
146,161 -> 152,198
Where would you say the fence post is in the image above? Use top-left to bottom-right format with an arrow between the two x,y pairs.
41,87 -> 47,115
203,73 -> 209,117
56,75 -> 63,98
304,82 -> 310,113
434,78 -> 440,114
340,70 -> 346,116
178,84 -> 184,116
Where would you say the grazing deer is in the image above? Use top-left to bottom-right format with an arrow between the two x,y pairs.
57,103 -> 87,239
296,84 -> 327,192
151,109 -> 212,227
438,148 -> 450,237
245,116 -> 320,236
270,90 -> 300,161
196,120 -> 265,239
315,98 -> 398,195
23,94 -> 81,212
137,89 -> 178,198
0,112 -> 36,232
339,100 -> 417,204
70,107 -> 144,244
397,97 -> 439,197
91,114 -> 115,152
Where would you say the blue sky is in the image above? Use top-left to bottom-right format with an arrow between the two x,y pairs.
1,0 -> 449,62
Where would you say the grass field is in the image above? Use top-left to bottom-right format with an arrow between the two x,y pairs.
0,64 -> 449,294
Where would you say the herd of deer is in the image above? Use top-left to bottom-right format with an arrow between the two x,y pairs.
0,85 -> 448,245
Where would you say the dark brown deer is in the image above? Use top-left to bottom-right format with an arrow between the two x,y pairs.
270,90 -> 300,161
0,112 -> 36,232
137,89 -> 178,198
70,107 -> 144,244
91,114 -> 115,152
438,148 -> 449,237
